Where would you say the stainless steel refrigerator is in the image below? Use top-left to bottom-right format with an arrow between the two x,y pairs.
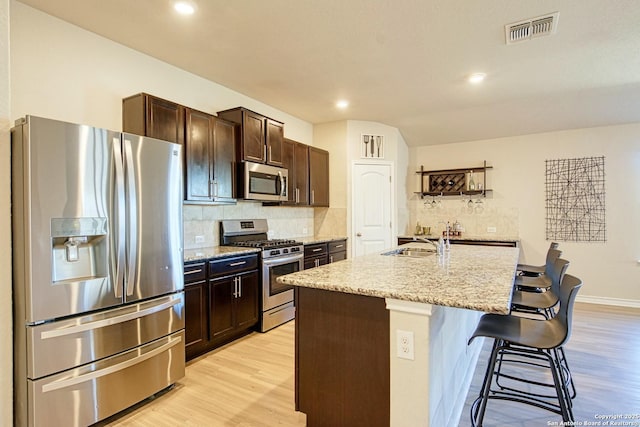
11,116 -> 185,427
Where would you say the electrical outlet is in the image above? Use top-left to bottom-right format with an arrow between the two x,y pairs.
396,330 -> 415,360
195,235 -> 205,243
302,227 -> 309,235
487,227 -> 497,233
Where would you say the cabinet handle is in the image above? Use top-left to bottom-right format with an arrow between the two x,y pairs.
233,277 -> 239,298
330,255 -> 334,263
295,188 -> 300,204
311,190 -> 315,205
314,259 -> 319,267
312,248 -> 322,253
334,244 -> 344,248
268,145 -> 272,162
238,277 -> 242,298
213,181 -> 218,198
229,261 -> 247,267
184,269 -> 203,275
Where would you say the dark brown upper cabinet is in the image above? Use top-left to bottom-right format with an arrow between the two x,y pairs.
123,93 -> 236,204
309,147 -> 329,207
217,107 -> 284,167
184,108 -> 236,203
123,93 -> 185,145
282,138 -> 310,206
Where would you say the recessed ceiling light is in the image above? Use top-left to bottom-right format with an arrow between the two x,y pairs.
468,73 -> 487,84
174,1 -> 196,15
336,100 -> 349,109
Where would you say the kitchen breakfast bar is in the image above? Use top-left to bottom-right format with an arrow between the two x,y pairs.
278,243 -> 520,427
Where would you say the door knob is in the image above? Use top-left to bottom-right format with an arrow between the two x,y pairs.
356,233 -> 362,237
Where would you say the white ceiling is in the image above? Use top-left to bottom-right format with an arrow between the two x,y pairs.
16,0 -> 640,146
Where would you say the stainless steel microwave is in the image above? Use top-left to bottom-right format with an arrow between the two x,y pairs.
241,161 -> 288,202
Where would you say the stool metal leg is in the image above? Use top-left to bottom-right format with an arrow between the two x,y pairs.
471,339 -> 502,427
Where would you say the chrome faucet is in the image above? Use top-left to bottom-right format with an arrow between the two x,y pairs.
438,221 -> 451,250
415,236 -> 439,250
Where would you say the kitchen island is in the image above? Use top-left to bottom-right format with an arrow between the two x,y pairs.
278,243 -> 519,427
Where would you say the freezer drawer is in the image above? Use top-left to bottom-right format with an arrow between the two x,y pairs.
26,330 -> 185,427
27,293 -> 184,379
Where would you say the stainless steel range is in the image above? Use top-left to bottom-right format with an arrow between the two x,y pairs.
220,219 -> 303,332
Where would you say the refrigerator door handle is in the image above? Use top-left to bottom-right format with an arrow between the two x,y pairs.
123,138 -> 138,296
39,297 -> 181,340
41,335 -> 183,393
112,138 -> 126,299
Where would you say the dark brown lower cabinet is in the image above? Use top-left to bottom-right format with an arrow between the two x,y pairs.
304,239 -> 347,269
210,270 -> 259,343
295,287 -> 390,426
184,254 -> 259,361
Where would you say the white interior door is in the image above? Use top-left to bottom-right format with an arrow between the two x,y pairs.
352,163 -> 393,257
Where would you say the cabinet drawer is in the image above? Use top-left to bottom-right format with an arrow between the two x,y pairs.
184,262 -> 206,284
209,255 -> 258,278
304,243 -> 328,257
328,240 -> 347,253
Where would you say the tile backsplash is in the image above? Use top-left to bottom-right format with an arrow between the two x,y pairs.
183,201 -> 315,250
407,197 -> 519,238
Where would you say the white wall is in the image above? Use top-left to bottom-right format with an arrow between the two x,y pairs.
346,121 -> 409,244
5,3 -> 317,423
410,124 -> 640,304
313,120 -> 410,248
9,1 -> 313,141
0,1 -> 11,425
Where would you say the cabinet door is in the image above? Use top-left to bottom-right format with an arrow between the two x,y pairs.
266,119 -> 284,166
294,142 -> 310,205
212,117 -> 236,202
309,147 -> 329,206
241,110 -> 266,163
304,255 -> 328,270
184,282 -> 208,359
329,251 -> 347,263
210,277 -> 235,341
185,109 -> 214,202
281,139 -> 296,204
146,95 -> 185,145
235,271 -> 259,330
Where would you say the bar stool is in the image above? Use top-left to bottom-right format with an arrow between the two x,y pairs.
511,258 -> 569,318
514,248 -> 562,292
517,242 -> 560,277
511,258 -> 576,400
468,274 -> 582,426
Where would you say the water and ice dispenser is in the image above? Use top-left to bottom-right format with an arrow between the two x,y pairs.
51,217 -> 108,283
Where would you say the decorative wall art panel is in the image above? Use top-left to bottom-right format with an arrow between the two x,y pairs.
361,134 -> 384,159
545,156 -> 606,242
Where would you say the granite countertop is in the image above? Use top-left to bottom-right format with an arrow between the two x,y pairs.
278,243 -> 519,314
399,234 -> 520,243
298,236 -> 348,245
183,246 -> 260,262
183,235 -> 347,262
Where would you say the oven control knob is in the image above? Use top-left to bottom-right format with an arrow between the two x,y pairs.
270,250 -> 280,256
283,248 -> 289,254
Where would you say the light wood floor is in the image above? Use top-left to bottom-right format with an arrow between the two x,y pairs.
104,303 -> 639,426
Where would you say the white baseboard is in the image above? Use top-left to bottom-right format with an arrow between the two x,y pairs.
576,295 -> 640,309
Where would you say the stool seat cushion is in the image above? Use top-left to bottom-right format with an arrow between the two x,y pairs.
470,314 -> 567,350
517,263 -> 545,274
512,288 -> 559,310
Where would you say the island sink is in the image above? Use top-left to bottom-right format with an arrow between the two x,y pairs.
382,247 -> 436,257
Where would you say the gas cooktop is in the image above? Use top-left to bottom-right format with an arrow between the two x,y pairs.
229,239 -> 300,249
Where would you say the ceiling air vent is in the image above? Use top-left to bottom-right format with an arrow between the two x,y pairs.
505,12 -> 559,44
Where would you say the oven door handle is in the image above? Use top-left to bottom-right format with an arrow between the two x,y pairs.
262,253 -> 304,266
